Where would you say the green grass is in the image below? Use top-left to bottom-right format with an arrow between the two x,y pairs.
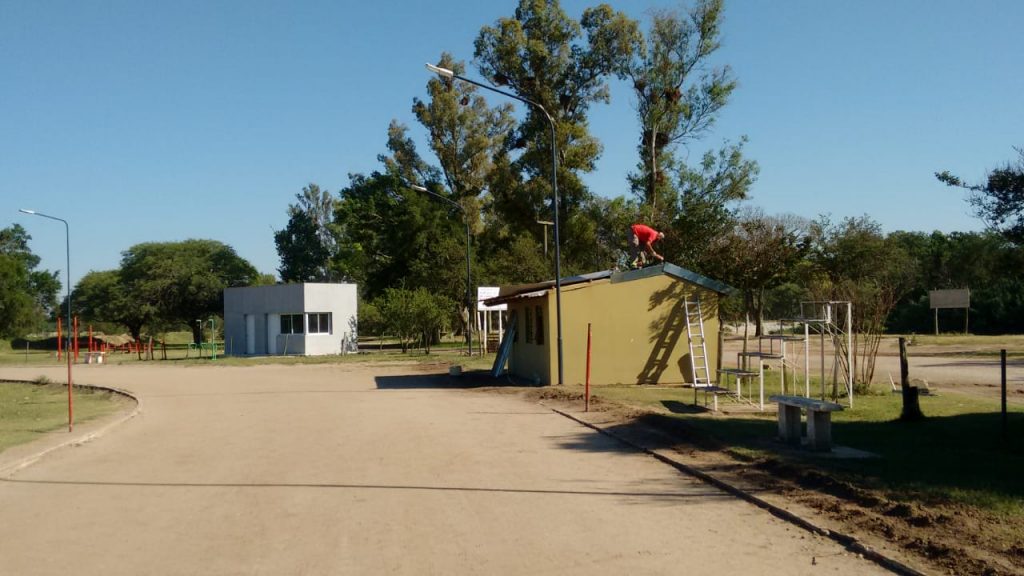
0,380 -> 135,453
577,378 -> 1024,515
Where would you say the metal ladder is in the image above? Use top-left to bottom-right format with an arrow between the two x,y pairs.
684,295 -> 712,387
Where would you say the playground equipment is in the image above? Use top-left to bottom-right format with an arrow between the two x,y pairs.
786,301 -> 854,408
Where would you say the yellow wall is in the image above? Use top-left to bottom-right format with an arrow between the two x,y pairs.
507,275 -> 720,386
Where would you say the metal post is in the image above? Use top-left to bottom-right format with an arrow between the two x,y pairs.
425,64 -> 563,385
19,209 -> 73,431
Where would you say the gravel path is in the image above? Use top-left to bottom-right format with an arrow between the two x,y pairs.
0,363 -> 888,575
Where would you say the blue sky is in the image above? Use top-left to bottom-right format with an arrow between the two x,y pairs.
3,0 -> 1022,288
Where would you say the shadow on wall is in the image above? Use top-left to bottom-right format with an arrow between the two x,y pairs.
636,282 -> 720,385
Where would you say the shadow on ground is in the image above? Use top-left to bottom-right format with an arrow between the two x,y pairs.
375,370 -> 536,390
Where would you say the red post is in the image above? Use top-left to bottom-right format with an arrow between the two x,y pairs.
585,323 -> 592,413
73,316 -> 79,362
88,325 -> 94,353
57,317 -> 63,361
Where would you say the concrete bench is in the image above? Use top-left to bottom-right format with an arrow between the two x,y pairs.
84,351 -> 106,364
769,395 -> 844,452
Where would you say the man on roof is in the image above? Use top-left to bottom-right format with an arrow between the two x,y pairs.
628,223 -> 665,268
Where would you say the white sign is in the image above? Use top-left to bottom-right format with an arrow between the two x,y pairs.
477,286 -> 506,311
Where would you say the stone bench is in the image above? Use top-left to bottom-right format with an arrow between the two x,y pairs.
84,351 -> 106,364
769,395 -> 844,452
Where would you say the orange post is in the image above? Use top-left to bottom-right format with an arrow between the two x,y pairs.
88,325 -> 94,353
73,316 -> 79,362
57,317 -> 63,361
585,323 -> 592,413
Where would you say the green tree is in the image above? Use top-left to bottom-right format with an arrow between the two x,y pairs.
710,210 -> 810,336
806,216 -> 917,387
474,0 -> 641,269
670,138 -> 758,268
0,224 -> 60,337
120,240 -> 258,344
937,147 -> 1024,244
625,0 -> 736,215
72,270 -> 152,342
275,183 -> 336,282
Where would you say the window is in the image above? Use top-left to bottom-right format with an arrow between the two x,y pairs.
525,306 -> 534,343
307,312 -> 331,334
280,314 -> 304,334
535,306 -> 544,345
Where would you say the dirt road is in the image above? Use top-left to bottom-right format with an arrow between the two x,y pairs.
0,363 -> 889,575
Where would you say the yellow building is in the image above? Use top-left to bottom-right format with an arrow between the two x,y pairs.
486,264 -> 733,386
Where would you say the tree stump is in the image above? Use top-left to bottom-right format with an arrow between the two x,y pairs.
899,337 -> 925,421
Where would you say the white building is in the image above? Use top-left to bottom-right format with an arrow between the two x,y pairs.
223,283 -> 358,356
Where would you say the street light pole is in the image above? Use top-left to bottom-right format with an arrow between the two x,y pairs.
426,63 -> 564,386
537,220 -> 554,258
19,209 -> 74,431
410,184 -> 473,357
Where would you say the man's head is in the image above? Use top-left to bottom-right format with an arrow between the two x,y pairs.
657,231 -> 665,240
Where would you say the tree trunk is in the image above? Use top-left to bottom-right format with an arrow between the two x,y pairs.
899,337 -> 925,421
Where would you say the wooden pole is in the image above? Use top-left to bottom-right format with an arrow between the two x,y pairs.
57,317 -> 62,361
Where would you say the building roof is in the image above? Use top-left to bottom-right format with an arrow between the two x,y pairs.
483,263 -> 734,306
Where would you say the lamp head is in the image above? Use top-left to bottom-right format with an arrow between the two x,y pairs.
410,184 -> 428,193
19,209 -> 36,214
425,63 -> 455,79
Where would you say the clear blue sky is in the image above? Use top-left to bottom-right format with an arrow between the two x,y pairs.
3,0 -> 1021,288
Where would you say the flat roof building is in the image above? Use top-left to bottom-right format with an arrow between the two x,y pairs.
223,283 -> 358,356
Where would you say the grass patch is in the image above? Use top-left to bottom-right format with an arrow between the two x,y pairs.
0,381 -> 135,454
574,375 -> 1024,516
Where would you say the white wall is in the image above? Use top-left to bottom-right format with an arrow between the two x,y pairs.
223,283 -> 358,356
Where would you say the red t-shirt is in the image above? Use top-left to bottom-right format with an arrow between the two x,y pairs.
631,224 -> 660,247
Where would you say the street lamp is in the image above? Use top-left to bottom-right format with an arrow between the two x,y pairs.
208,317 -> 216,360
537,220 -> 554,258
426,62 -> 565,386
410,184 -> 473,357
19,209 -> 74,431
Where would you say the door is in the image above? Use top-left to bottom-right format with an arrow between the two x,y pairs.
245,314 -> 256,355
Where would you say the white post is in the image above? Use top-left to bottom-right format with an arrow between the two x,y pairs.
804,322 -> 810,397
846,302 -> 854,408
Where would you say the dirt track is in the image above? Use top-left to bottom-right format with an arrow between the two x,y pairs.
0,363 -> 889,575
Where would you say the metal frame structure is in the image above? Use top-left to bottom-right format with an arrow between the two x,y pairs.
793,301 -> 854,408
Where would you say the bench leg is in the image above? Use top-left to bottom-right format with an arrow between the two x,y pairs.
806,410 -> 832,451
777,405 -> 801,445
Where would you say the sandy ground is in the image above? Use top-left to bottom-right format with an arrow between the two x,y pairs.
0,362 -> 889,576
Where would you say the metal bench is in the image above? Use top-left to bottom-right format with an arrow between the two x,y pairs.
769,395 -> 844,451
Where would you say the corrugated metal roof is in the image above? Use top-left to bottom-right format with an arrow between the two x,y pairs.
482,263 -> 734,306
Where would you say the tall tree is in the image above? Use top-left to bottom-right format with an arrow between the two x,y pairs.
275,183 -> 336,282
474,0 -> 641,271
670,137 -> 758,268
626,0 -> 736,215
0,224 -> 60,337
937,147 -> 1024,244
711,210 -> 810,336
120,240 -> 258,344
806,216 -> 917,386
72,270 -> 151,342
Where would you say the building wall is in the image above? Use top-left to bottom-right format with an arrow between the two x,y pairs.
223,283 -> 358,356
507,275 -> 720,386
507,295 -> 552,385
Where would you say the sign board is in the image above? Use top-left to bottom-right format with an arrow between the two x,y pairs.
477,286 -> 506,311
929,289 -> 970,309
